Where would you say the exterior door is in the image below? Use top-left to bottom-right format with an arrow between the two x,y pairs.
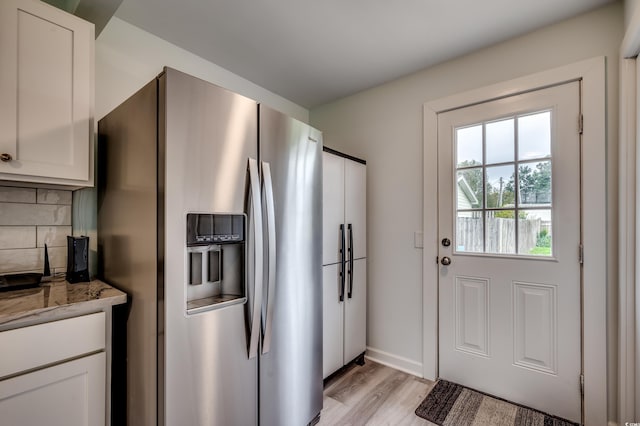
437,81 -> 581,422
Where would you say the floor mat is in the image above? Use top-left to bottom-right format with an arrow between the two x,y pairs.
415,380 -> 579,426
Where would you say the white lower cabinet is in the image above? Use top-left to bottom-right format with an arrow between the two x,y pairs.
322,258 -> 367,379
0,352 -> 105,426
0,312 -> 106,426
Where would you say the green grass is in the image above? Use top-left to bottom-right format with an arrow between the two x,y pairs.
529,246 -> 552,256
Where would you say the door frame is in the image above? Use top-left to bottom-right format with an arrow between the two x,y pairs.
422,57 -> 606,425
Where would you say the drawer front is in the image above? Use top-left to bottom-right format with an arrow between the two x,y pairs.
0,352 -> 105,426
0,312 -> 105,378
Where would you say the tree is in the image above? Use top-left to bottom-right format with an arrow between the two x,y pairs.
519,161 -> 550,204
457,160 -> 550,208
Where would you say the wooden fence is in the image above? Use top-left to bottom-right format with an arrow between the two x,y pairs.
456,217 -> 542,254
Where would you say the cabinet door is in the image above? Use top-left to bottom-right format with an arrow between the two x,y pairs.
344,258 -> 366,364
0,0 -> 93,185
322,152 -> 345,265
0,352 -> 105,426
345,160 -> 366,259
323,264 -> 344,378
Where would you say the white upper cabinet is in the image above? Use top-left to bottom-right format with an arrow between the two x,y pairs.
322,151 -> 367,265
0,0 -> 94,187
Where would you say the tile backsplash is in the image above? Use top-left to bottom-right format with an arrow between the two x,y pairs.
0,186 -> 72,275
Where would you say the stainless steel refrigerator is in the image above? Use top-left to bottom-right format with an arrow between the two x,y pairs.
98,67 -> 323,426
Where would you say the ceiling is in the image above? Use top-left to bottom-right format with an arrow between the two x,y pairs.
114,0 -> 615,109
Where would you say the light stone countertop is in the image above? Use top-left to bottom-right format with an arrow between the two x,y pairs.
0,279 -> 127,328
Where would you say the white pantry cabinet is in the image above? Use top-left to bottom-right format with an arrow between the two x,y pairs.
0,0 -> 94,187
0,313 -> 106,426
322,148 -> 367,379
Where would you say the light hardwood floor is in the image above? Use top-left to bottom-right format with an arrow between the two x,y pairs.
318,360 -> 437,426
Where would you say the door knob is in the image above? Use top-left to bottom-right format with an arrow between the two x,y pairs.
0,153 -> 12,162
441,256 -> 452,266
441,238 -> 451,247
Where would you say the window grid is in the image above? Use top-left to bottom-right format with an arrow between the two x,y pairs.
454,110 -> 552,256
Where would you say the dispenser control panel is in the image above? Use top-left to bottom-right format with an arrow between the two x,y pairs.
187,214 -> 245,246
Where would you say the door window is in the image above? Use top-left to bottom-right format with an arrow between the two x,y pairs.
454,111 -> 553,256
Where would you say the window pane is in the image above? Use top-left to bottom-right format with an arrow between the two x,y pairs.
518,111 -> 551,160
486,165 -> 515,208
485,211 -> 516,254
518,161 -> 551,207
456,211 -> 483,253
456,125 -> 483,167
486,118 -> 514,164
457,169 -> 483,209
519,210 -> 552,256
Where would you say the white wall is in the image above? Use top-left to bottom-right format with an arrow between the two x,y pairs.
95,17 -> 308,122
627,0 -> 640,29
310,2 -> 622,420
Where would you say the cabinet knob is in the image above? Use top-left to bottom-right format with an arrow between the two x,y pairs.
0,153 -> 12,162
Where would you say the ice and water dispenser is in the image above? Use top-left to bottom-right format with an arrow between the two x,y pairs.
186,213 -> 245,314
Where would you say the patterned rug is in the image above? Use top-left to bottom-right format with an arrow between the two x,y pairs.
415,380 -> 579,426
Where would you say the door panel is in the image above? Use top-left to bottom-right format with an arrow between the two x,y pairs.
454,276 -> 489,357
323,263 -> 344,378
344,258 -> 367,363
345,160 -> 367,259
438,82 -> 581,422
513,281 -> 557,374
162,68 -> 259,426
323,152 -> 345,265
259,105 -> 323,426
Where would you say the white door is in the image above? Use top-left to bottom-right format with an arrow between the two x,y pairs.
345,159 -> 367,260
0,0 -> 93,183
323,152 -> 345,266
437,81 -> 581,422
323,263 -> 344,378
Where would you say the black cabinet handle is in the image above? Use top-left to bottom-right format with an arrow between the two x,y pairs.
348,224 -> 354,298
339,224 -> 346,302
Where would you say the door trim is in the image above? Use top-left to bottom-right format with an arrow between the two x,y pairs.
618,57 -> 637,426
422,56 -> 606,426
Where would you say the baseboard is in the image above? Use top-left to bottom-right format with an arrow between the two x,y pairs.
365,347 -> 423,377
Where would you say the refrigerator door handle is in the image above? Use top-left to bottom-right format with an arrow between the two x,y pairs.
248,158 -> 264,359
261,161 -> 277,355
339,224 -> 345,302
348,223 -> 354,298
